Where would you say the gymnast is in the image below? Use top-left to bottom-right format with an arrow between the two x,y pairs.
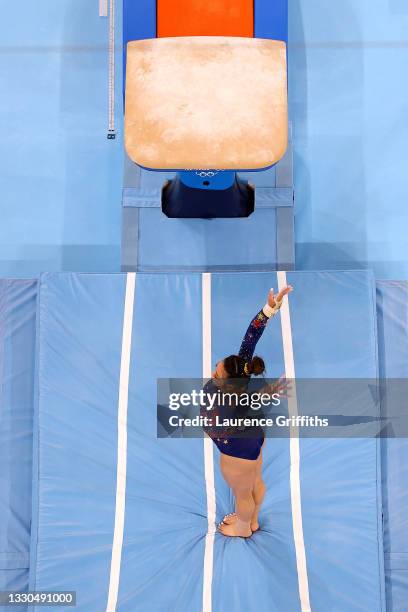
203,285 -> 293,537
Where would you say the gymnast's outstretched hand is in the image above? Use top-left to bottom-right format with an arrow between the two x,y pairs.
257,374 -> 291,401
267,285 -> 293,308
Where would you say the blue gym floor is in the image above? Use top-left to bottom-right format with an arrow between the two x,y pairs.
1,0 -> 407,278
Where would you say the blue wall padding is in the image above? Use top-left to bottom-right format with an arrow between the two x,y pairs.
0,280 -> 37,610
377,281 -> 408,611
255,0 -> 288,42
29,271 -> 385,611
123,0 -> 156,94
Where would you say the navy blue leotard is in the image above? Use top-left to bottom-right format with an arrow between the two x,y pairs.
203,306 -> 276,460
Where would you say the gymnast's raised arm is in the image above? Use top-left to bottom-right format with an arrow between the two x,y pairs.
238,286 -> 293,365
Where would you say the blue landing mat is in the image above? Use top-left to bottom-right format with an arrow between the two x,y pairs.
377,281 -> 408,611
0,280 -> 37,611
29,271 -> 384,611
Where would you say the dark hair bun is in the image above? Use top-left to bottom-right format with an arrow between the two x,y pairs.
222,354 -> 265,378
250,356 -> 265,376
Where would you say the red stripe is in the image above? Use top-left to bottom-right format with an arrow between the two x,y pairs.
157,0 -> 254,38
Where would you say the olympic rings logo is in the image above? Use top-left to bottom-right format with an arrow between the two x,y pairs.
195,170 -> 225,178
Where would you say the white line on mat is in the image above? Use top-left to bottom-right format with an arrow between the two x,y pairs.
277,271 -> 312,612
202,273 -> 216,612
106,272 -> 136,612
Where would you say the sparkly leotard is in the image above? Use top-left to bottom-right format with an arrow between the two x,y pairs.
203,301 -> 281,460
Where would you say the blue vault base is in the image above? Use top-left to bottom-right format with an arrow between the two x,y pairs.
121,128 -> 295,273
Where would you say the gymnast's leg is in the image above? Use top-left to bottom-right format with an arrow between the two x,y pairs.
218,453 -> 257,537
222,443 -> 265,532
250,448 -> 266,532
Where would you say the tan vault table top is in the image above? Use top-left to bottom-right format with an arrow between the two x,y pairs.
125,36 -> 288,170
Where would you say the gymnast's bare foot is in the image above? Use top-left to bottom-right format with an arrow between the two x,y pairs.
222,512 -> 260,533
218,518 -> 252,538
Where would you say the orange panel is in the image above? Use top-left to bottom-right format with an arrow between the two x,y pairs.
157,0 -> 254,38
